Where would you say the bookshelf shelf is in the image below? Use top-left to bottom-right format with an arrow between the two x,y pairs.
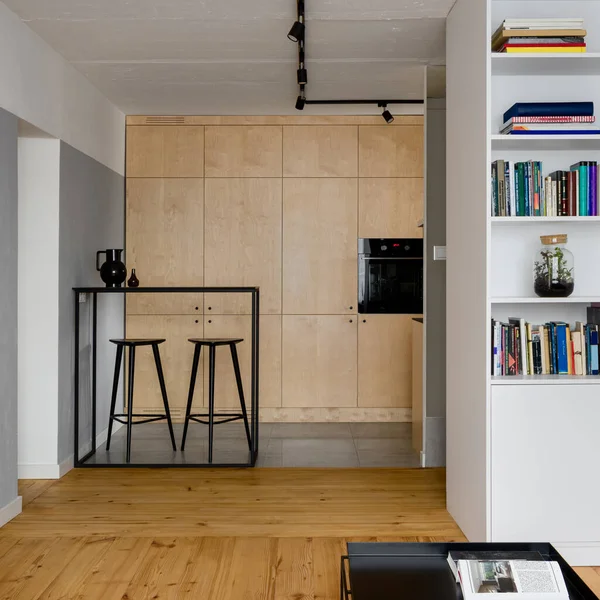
491,296 -> 599,304
492,53 -> 600,77
491,134 -> 600,150
491,216 -> 600,223
491,375 -> 600,385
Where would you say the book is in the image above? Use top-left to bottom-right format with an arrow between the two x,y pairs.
502,123 -> 600,133
555,323 -> 569,374
503,116 -> 596,127
492,29 -> 588,51
456,558 -> 569,598
507,129 -> 600,135
509,317 -> 528,375
572,331 -> 584,375
501,46 -> 586,53
503,102 -> 594,123
590,162 -> 598,216
572,161 -> 588,216
501,36 -> 585,45
591,329 -> 599,375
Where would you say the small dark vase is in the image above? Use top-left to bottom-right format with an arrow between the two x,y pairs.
96,249 -> 127,288
127,269 -> 140,288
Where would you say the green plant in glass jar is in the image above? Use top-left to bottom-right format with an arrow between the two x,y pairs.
533,234 -> 574,298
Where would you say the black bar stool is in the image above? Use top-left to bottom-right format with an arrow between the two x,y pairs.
106,338 -> 177,463
181,338 -> 252,463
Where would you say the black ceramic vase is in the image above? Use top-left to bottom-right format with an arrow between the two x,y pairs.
96,249 -> 127,288
127,269 -> 140,288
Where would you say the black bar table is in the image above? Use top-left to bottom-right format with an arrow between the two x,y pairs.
73,286 -> 260,468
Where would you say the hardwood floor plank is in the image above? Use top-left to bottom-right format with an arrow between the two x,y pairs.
575,567 -> 600,597
18,480 -> 56,508
274,538 -> 314,600
312,538 -> 347,600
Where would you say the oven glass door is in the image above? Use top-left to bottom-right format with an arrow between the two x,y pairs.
359,257 -> 423,314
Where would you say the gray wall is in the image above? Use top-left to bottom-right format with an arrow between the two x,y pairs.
425,99 -> 447,467
58,142 -> 124,464
0,109 -> 18,509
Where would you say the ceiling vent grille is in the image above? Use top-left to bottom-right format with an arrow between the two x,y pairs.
144,116 -> 187,125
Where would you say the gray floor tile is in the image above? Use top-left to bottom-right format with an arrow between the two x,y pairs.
354,437 -> 413,453
282,438 -> 359,467
270,422 -> 352,439
255,454 -> 284,467
350,422 -> 412,439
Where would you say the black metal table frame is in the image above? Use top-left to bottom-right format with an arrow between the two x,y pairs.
73,286 -> 260,468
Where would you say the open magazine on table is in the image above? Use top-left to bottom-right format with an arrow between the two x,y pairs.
447,554 -> 570,599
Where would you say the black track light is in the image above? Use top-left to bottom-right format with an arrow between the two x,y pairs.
297,68 -> 308,85
381,105 -> 394,124
295,95 -> 306,111
288,21 -> 305,42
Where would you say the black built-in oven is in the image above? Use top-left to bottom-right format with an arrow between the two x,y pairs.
358,238 -> 423,314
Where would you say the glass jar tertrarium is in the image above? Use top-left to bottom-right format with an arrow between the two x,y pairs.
533,234 -> 574,298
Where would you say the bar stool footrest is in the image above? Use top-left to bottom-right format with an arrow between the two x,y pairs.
111,414 -> 169,425
188,413 -> 245,426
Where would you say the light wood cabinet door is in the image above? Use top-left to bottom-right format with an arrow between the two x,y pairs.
282,315 -> 357,408
125,315 -> 204,417
359,126 -> 423,177
358,315 -> 418,408
283,179 -> 357,314
126,178 -> 204,315
283,126 -> 358,177
204,178 -> 282,315
205,126 -> 282,177
126,126 -> 204,177
359,178 -> 424,238
412,319 -> 424,454
203,315 -> 281,409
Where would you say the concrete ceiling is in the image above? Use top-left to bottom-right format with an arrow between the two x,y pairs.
3,0 -> 452,114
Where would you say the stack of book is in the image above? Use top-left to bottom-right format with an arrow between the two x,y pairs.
491,159 -> 598,216
492,318 -> 599,377
501,102 -> 598,135
492,18 -> 587,53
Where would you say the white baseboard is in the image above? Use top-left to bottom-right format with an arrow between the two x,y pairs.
0,496 -> 22,527
18,424 -> 121,480
554,542 -> 600,566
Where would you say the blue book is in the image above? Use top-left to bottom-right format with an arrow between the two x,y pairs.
555,323 -> 569,374
524,162 -> 531,216
591,330 -> 599,376
503,102 -> 594,123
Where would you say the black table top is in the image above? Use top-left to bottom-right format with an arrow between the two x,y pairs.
345,542 -> 598,600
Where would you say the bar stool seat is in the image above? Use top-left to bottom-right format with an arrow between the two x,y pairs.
106,338 -> 176,463
181,338 -> 251,463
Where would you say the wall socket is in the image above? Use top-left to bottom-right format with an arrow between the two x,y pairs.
433,246 -> 447,261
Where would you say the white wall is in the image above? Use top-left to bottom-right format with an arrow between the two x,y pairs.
17,138 -> 62,478
0,1 -> 124,174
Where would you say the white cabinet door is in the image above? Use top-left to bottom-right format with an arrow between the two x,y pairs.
491,384 -> 600,543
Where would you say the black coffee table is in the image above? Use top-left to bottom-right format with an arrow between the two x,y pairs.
341,542 -> 598,600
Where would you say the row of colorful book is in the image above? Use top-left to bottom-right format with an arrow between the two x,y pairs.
491,160 -> 598,216
492,318 -> 600,376
502,102 -> 599,135
492,18 -> 587,53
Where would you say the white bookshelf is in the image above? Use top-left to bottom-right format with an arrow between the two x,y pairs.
448,0 -> 600,566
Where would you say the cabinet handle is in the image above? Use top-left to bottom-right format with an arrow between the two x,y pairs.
349,319 -> 353,323
208,306 -> 212,311
362,319 -> 366,323
195,320 -> 199,324
195,306 -> 199,311
208,320 -> 212,324
349,306 -> 354,310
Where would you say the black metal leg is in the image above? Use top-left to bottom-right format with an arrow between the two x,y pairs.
106,344 -> 124,451
208,345 -> 216,464
126,346 -> 136,463
152,343 -> 177,452
181,344 -> 202,451
230,343 -> 251,451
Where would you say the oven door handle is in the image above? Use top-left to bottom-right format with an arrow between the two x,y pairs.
359,256 -> 423,261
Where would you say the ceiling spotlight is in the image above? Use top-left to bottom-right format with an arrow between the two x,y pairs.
297,68 -> 308,85
381,105 -> 394,124
287,20 -> 305,42
295,95 -> 306,111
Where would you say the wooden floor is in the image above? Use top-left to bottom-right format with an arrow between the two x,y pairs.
0,468 -> 598,598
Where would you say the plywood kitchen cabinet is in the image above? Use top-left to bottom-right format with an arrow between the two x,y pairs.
205,126 -> 282,177
126,126 -> 204,178
204,178 -> 282,315
359,178 -> 424,238
203,315 -> 281,409
358,315 -> 417,408
126,178 -> 204,315
282,315 -> 358,408
283,178 -> 357,315
125,315 -> 204,417
282,126 -> 358,177
359,126 -> 424,177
